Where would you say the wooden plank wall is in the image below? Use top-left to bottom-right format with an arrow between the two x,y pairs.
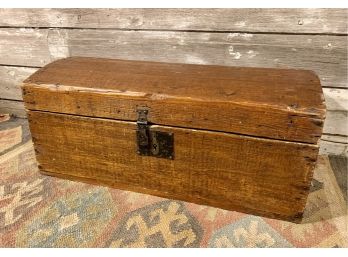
0,9 -> 347,156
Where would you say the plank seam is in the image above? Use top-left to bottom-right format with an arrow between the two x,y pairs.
322,86 -> 348,90
0,63 -> 41,69
2,108 -> 345,144
0,26 -> 347,36
321,139 -> 348,145
323,133 -> 348,138
0,98 -> 23,102
27,109 -> 318,145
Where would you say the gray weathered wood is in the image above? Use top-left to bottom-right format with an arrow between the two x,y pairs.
0,28 -> 346,88
323,88 -> 348,111
320,137 -> 348,157
0,66 -> 38,100
0,28 -> 52,67
0,99 -> 26,118
323,111 -> 348,136
320,134 -> 348,157
328,155 -> 347,200
321,134 -> 348,144
0,9 -> 346,34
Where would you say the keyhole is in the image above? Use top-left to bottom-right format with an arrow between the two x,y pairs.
151,134 -> 160,155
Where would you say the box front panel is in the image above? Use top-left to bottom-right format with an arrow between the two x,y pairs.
28,111 -> 319,222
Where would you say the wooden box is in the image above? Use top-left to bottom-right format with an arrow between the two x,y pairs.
22,57 -> 326,222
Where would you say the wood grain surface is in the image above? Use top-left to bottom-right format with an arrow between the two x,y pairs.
320,135 -> 348,156
323,111 -> 348,136
0,9 -> 346,34
22,57 -> 325,144
28,110 -> 319,222
0,100 -> 25,118
0,29 -> 346,89
0,65 -> 38,100
0,8 -> 346,156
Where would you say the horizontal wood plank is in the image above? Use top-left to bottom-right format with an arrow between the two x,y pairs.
0,99 -> 26,118
0,9 -> 346,34
319,135 -> 348,157
321,134 -> 348,144
323,111 -> 348,136
322,88 -> 348,111
0,28 -> 346,88
0,29 -> 52,67
0,65 -> 38,100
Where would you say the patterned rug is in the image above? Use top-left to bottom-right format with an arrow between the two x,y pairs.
0,114 -> 347,248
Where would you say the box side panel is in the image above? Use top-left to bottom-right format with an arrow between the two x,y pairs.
28,111 -> 319,222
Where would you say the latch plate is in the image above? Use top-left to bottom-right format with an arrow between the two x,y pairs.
136,107 -> 174,159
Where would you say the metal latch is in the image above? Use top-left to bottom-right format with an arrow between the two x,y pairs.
136,107 -> 174,159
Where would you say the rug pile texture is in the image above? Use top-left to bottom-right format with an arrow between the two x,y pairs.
0,114 -> 347,247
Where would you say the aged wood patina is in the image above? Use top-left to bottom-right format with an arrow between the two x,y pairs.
22,57 -> 326,222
